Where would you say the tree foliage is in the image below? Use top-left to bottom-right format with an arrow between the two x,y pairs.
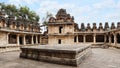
0,2 -> 40,22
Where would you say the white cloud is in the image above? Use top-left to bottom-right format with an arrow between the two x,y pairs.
7,0 -> 120,26
36,0 -> 93,23
93,0 -> 116,9
8,0 -> 40,7
8,0 -> 22,7
116,0 -> 120,8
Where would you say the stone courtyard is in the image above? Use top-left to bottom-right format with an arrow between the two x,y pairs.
0,48 -> 120,68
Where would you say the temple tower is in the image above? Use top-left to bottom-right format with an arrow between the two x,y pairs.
48,9 -> 75,45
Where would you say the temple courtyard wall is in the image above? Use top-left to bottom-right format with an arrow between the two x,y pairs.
0,31 -> 41,53
0,32 -> 7,47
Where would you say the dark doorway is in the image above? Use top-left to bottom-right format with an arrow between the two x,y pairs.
86,35 -> 93,42
96,35 -> 104,42
33,36 -> 36,44
59,26 -> 63,33
19,36 -> 23,45
74,36 -> 77,42
111,35 -> 114,43
26,35 -> 31,44
117,34 -> 120,43
78,35 -> 83,42
58,39 -> 61,44
8,34 -> 17,44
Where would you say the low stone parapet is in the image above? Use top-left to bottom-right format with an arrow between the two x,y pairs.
0,46 -> 20,53
20,45 -> 92,66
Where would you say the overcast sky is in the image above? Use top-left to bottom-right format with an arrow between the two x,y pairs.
1,0 -> 120,27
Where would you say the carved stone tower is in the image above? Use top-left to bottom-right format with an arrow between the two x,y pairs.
48,9 -> 75,45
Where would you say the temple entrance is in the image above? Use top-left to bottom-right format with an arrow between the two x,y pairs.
33,36 -> 36,44
26,35 -> 31,44
111,34 -> 114,43
96,35 -> 104,42
59,26 -> 63,33
117,34 -> 120,43
8,34 -> 17,44
86,35 -> 93,42
19,36 -> 23,45
58,39 -> 61,44
78,35 -> 83,42
74,36 -> 77,42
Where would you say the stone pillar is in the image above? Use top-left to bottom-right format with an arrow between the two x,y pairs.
7,33 -> 10,45
17,34 -> 20,45
36,35 -> 38,44
93,34 -> 96,44
76,35 -> 78,43
83,35 -> 86,43
31,35 -> 34,44
114,33 -> 117,46
109,35 -> 111,44
39,36 -> 41,44
23,35 -> 26,45
104,34 -> 106,43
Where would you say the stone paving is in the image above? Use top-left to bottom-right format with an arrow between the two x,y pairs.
0,48 -> 120,68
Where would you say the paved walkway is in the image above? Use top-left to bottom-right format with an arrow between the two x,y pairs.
0,48 -> 120,68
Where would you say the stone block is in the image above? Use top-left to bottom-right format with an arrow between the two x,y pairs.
20,45 -> 92,66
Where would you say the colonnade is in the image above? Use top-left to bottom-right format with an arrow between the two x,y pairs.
8,33 -> 40,46
74,33 -> 120,47
75,34 -> 105,44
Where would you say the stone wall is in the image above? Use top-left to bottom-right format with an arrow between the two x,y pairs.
48,35 -> 74,45
20,45 -> 92,66
48,26 -> 59,34
64,25 -> 74,34
48,25 -> 74,34
0,32 -> 7,47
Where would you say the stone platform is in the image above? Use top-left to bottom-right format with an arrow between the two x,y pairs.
20,45 -> 92,66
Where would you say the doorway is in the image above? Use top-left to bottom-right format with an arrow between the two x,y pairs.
58,39 -> 61,44
33,36 -> 36,44
59,26 -> 63,33
19,36 -> 23,45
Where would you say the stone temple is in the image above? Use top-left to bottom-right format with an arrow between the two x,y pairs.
47,8 -> 120,48
0,10 -> 41,52
20,9 -> 120,66
1,8 -> 120,52
0,8 -> 120,66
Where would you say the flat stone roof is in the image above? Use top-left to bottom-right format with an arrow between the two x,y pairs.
21,44 -> 90,54
0,28 -> 42,35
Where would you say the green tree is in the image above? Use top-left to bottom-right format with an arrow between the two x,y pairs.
28,11 -> 36,22
6,4 -> 17,15
0,3 -> 40,23
19,6 -> 29,19
0,2 -> 6,11
35,15 -> 40,22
